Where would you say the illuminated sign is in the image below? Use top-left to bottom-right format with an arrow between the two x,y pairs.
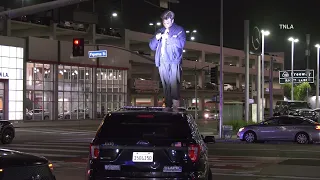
88,50 -> 107,58
0,72 -> 9,79
279,70 -> 314,84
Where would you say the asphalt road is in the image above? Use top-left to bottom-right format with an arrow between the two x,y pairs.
4,124 -> 320,180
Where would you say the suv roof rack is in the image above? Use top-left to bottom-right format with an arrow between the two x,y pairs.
119,106 -> 186,111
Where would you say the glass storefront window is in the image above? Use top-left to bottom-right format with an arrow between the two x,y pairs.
58,65 -> 93,120
26,62 -> 127,120
26,63 -> 53,120
97,68 -> 127,118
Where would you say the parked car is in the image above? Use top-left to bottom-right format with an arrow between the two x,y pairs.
58,109 -> 89,119
26,109 -> 50,120
86,110 -> 214,179
274,100 -> 318,121
0,149 -> 56,179
0,120 -> 15,144
238,115 -> 320,144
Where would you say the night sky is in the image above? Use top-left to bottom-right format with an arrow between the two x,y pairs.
2,0 -> 320,71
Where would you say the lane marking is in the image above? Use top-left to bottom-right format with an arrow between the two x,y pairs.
7,147 -> 88,153
211,172 -> 320,179
7,144 -> 88,149
212,147 -> 320,153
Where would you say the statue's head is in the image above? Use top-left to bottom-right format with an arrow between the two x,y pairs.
161,10 -> 175,29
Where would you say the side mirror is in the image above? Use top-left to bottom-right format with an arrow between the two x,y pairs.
203,135 -> 215,144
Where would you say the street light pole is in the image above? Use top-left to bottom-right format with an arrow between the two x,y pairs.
219,0 -> 224,139
261,30 -> 270,120
195,65 -> 198,121
316,44 -> 320,108
288,37 -> 299,100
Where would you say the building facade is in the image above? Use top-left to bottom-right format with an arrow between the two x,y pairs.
1,19 -> 285,121
0,36 -> 128,121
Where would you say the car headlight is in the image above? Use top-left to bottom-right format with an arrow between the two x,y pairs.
238,127 -> 244,132
204,113 -> 209,118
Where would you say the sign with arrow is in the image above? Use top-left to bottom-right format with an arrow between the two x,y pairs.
88,50 -> 107,58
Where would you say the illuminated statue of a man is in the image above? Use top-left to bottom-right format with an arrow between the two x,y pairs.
149,10 -> 186,111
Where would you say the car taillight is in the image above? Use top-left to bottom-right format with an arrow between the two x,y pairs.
90,143 -> 99,159
48,163 -> 53,171
315,125 -> 320,130
188,144 -> 201,162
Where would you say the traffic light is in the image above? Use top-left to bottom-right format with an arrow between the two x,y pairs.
72,38 -> 84,57
210,66 -> 218,84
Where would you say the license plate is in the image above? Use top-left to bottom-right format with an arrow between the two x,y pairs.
105,165 -> 120,170
163,166 -> 182,172
132,152 -> 153,162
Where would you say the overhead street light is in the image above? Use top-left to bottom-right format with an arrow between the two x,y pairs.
288,37 -> 299,100
261,29 -> 270,120
193,30 -> 197,33
112,12 -> 118,17
149,22 -> 161,33
315,44 -> 320,108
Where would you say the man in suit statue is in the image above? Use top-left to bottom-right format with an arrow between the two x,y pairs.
149,10 -> 186,112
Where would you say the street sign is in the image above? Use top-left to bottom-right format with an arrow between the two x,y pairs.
279,70 -> 314,84
249,21 -> 262,55
88,50 -> 107,58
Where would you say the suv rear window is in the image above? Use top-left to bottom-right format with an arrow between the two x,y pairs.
288,102 -> 310,109
97,114 -> 192,140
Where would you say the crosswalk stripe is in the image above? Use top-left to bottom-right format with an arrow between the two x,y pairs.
15,129 -> 95,134
7,144 -> 88,149
26,153 -> 79,158
6,147 -> 88,153
25,142 -> 90,146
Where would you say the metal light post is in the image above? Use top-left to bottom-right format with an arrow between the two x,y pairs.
261,30 -> 270,120
316,44 -> 320,108
219,0 -> 224,139
194,65 -> 209,121
288,37 -> 299,100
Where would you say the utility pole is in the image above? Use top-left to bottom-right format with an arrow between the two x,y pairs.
257,55 -> 261,122
244,20 -> 249,122
219,0 -> 224,139
269,57 -> 274,117
194,65 -> 198,121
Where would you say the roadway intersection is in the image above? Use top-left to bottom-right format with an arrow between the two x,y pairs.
3,125 -> 320,179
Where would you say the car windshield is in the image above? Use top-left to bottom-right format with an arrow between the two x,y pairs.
98,114 -> 192,140
288,102 -> 310,109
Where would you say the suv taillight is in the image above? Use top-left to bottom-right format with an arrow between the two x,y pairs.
90,143 -> 99,159
188,144 -> 201,162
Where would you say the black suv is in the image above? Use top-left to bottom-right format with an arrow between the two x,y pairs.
274,100 -> 318,121
86,111 -> 214,180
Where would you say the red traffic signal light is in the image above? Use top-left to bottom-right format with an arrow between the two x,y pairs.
72,38 -> 84,57
74,39 -> 79,45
